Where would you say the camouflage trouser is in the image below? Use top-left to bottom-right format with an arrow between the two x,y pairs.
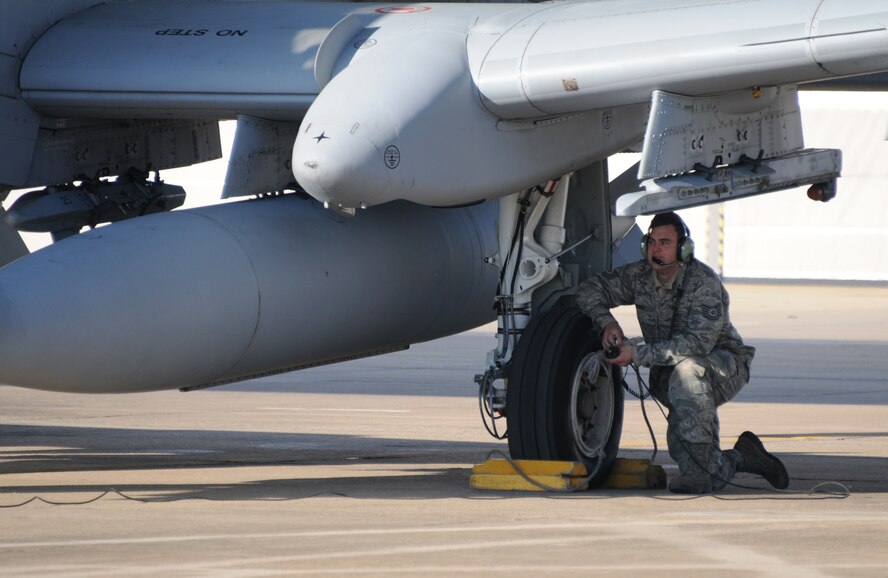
649,349 -> 749,490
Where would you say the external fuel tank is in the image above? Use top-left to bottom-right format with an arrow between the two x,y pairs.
0,196 -> 498,393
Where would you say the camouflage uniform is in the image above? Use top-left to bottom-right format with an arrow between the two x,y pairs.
576,258 -> 755,489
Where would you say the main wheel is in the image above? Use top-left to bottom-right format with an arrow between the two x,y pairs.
506,301 -> 623,485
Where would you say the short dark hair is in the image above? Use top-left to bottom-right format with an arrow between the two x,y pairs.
649,211 -> 689,242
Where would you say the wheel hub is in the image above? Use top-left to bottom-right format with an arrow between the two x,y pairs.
569,352 -> 616,472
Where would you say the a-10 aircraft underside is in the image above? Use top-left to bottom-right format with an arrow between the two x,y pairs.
1,0 -> 887,483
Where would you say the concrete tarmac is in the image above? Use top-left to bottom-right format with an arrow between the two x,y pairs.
2,283 -> 888,577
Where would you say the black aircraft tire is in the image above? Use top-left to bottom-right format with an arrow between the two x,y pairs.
506,302 -> 624,486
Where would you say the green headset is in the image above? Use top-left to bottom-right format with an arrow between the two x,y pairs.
640,212 -> 695,263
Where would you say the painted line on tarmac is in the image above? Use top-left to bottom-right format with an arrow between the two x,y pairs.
4,516 -> 885,550
1,523 -> 839,578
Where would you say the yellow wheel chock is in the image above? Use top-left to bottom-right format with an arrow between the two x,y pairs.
470,457 -> 666,491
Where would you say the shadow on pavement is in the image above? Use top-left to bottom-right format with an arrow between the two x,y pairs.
2,424 -> 886,501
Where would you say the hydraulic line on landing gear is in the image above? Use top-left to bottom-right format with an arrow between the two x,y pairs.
476,367 -> 507,440
477,190 -> 534,441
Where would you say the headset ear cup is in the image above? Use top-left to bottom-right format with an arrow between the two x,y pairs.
680,237 -> 695,262
680,218 -> 693,262
640,234 -> 648,259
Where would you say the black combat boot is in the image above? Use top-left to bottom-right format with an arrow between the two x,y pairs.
668,443 -> 712,494
732,431 -> 789,489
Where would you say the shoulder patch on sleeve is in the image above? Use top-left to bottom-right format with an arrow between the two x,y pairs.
700,303 -> 722,321
601,270 -> 619,280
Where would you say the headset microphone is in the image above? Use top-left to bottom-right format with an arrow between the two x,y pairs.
652,257 -> 681,267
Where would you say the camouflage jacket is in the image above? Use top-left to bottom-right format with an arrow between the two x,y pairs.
576,258 -> 755,369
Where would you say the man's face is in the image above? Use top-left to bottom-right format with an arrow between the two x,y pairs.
646,224 -> 680,270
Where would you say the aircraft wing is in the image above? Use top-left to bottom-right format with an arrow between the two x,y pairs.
17,0 -> 888,207
19,0 -> 888,122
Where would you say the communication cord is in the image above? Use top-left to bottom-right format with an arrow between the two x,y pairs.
0,489 -> 348,508
624,363 -> 658,465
